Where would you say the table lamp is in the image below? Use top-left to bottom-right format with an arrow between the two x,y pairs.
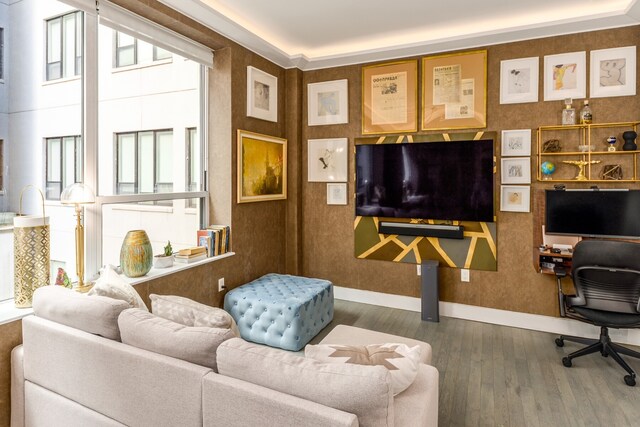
60,183 -> 95,292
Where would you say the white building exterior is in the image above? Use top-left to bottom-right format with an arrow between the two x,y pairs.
0,0 -> 202,300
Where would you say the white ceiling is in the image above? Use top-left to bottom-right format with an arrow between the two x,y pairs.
158,0 -> 640,70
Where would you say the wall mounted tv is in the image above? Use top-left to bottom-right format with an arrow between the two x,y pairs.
545,189 -> 640,239
355,140 -> 494,222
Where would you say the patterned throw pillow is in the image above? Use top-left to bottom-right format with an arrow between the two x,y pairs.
305,343 -> 422,395
150,294 -> 240,337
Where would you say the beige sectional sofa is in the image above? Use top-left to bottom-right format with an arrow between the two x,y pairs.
11,288 -> 438,427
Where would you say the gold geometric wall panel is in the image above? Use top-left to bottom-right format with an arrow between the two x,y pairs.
353,131 -> 497,271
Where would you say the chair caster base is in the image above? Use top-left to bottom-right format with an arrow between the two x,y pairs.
555,338 -> 564,347
562,357 -> 572,367
624,375 -> 636,387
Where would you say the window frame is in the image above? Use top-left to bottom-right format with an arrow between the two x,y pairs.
45,11 -> 83,81
0,139 -> 4,193
44,135 -> 83,200
113,30 -> 172,69
0,27 -> 4,81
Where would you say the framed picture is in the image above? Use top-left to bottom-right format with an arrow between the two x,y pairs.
500,185 -> 531,213
308,138 -> 348,182
422,50 -> 487,131
247,66 -> 278,122
237,129 -> 287,203
500,57 -> 539,104
590,46 -> 636,98
362,60 -> 417,134
501,129 -> 531,157
327,183 -> 348,205
501,157 -> 531,184
543,51 -> 586,101
308,79 -> 349,126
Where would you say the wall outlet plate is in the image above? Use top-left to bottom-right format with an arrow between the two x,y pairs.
218,277 -> 225,292
461,269 -> 470,282
417,265 -> 421,276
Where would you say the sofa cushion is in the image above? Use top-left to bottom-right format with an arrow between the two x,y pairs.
88,265 -> 148,310
118,308 -> 235,371
33,285 -> 130,341
217,338 -> 394,427
150,293 -> 239,336
305,343 -> 421,395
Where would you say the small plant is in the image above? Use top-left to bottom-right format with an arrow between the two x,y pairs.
163,241 -> 173,256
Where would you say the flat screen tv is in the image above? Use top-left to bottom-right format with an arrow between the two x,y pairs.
545,189 -> 640,239
355,140 -> 494,222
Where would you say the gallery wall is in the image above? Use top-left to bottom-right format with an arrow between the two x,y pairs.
302,26 -> 640,318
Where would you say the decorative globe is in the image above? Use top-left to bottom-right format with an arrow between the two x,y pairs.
541,161 -> 556,180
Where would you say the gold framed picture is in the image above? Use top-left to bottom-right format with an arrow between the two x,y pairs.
362,60 -> 417,135
421,50 -> 487,131
237,130 -> 287,203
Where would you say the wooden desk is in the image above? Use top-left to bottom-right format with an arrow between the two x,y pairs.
538,250 -> 572,274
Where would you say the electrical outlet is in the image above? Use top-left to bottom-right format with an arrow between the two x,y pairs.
218,277 -> 225,292
461,269 -> 470,282
417,265 -> 422,276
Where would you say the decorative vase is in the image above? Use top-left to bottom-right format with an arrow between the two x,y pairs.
120,230 -> 153,278
622,130 -> 637,151
153,254 -> 173,269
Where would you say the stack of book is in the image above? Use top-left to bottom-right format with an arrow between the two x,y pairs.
197,225 -> 231,257
174,246 -> 207,264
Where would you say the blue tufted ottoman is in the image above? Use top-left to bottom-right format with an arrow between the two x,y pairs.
224,273 -> 334,351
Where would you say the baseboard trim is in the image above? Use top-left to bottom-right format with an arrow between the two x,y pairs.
334,286 -> 640,347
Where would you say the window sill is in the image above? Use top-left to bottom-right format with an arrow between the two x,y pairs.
0,252 -> 235,326
41,75 -> 81,86
120,251 -> 235,286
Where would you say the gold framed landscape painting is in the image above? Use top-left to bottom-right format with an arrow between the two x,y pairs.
422,50 -> 487,131
237,130 -> 287,203
362,60 -> 418,135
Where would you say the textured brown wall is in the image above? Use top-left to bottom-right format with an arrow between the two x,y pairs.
302,26 -> 640,317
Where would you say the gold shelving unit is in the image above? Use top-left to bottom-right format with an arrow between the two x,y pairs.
537,121 -> 640,182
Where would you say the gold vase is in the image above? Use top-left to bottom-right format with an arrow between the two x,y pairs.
119,230 -> 153,278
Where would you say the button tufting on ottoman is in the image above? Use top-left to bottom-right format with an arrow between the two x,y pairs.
223,273 -> 334,351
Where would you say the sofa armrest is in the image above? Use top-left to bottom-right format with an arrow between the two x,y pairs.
11,345 -> 25,427
203,373 -> 358,427
394,364 -> 439,427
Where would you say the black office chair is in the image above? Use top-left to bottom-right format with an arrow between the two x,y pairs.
554,240 -> 640,386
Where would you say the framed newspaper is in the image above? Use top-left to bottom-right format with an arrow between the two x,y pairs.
421,50 -> 487,131
362,60 -> 418,135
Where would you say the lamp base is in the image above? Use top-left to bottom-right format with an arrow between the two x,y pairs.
74,282 -> 94,294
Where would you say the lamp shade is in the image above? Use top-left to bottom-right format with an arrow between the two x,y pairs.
60,183 -> 96,205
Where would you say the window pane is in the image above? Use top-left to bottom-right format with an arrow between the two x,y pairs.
75,137 -> 83,182
156,131 -> 172,185
47,18 -> 61,63
62,136 -> 75,188
47,138 -> 61,181
137,39 -> 152,64
75,12 -> 82,75
0,28 -> 4,80
62,13 -> 75,78
154,46 -> 171,61
117,46 -> 135,67
117,32 -> 135,48
138,132 -> 154,193
118,134 -> 135,185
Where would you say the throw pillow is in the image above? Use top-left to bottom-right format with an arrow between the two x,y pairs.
305,343 -> 422,395
150,294 -> 239,336
118,308 -> 235,371
217,338 -> 394,427
32,285 -> 130,341
88,264 -> 148,310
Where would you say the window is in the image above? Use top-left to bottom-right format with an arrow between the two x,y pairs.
0,28 -> 4,80
186,128 -> 199,208
114,31 -> 171,68
46,11 -> 82,81
116,130 -> 173,196
45,136 -> 83,200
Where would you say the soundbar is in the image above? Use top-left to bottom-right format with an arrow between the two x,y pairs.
378,221 -> 464,239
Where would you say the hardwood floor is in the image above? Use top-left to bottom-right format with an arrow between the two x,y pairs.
311,299 -> 640,427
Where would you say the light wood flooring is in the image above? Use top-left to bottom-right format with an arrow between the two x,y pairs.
311,299 -> 640,427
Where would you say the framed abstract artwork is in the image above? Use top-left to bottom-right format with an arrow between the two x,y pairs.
307,138 -> 348,182
247,66 -> 278,122
501,129 -> 531,157
362,60 -> 418,134
501,157 -> 531,184
237,130 -> 287,203
543,51 -> 586,101
500,185 -> 531,213
327,183 -> 348,205
422,50 -> 487,130
308,79 -> 349,126
500,57 -> 539,104
590,46 -> 636,98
